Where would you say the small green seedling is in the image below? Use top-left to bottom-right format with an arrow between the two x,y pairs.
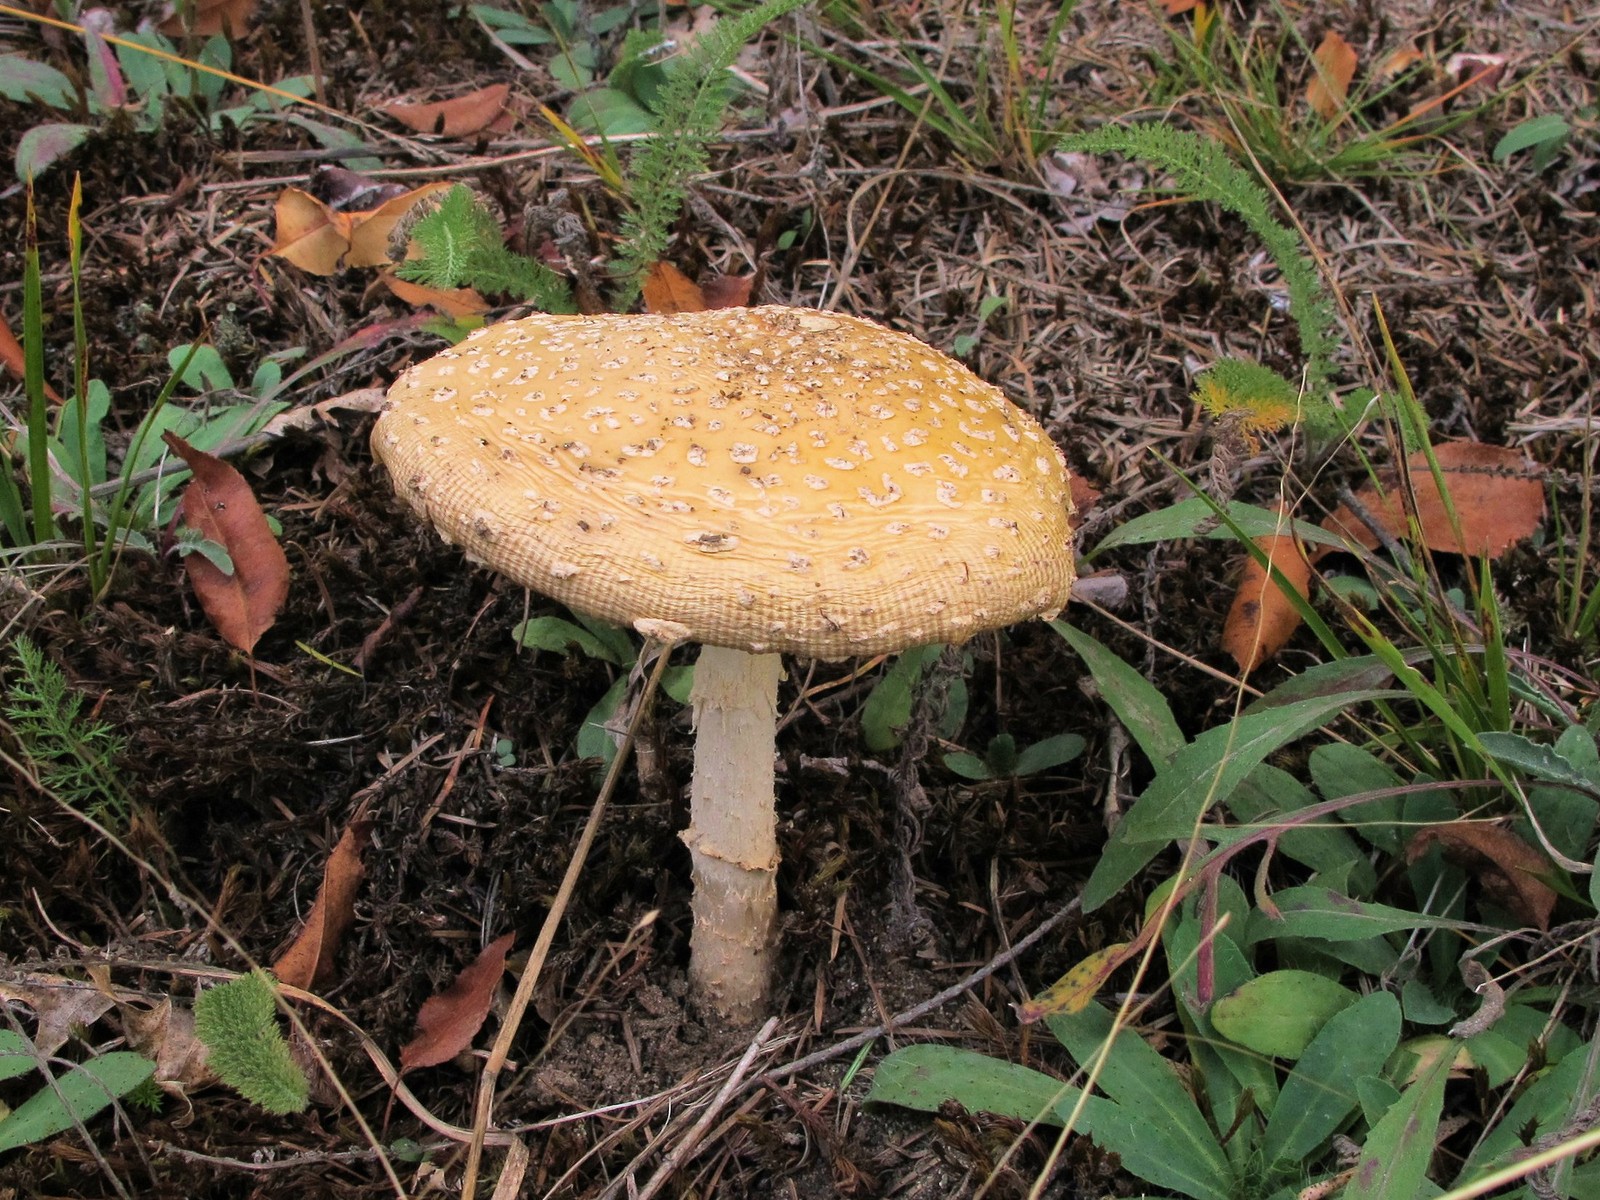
942,731 -> 1084,781
951,294 -> 1009,358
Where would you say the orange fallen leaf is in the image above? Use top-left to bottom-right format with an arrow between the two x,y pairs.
1222,522 -> 1313,675
1159,0 -> 1201,13
700,273 -> 755,309
399,933 -> 515,1073
0,308 -> 62,404
159,0 -> 257,36
642,261 -> 707,314
269,183 -> 452,275
272,820 -> 372,990
1306,30 -> 1358,119
380,85 -> 511,139
1321,441 -> 1545,560
269,188 -> 356,276
1016,942 -> 1131,1023
379,271 -> 490,318
163,433 -> 290,656
1406,824 -> 1555,931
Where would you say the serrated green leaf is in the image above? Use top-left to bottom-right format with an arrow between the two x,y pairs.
0,1052 -> 154,1152
193,972 -> 308,1116
1479,730 -> 1600,791
1211,970 -> 1358,1059
1264,991 -> 1400,1165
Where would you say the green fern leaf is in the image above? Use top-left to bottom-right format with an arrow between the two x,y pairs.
194,972 -> 310,1115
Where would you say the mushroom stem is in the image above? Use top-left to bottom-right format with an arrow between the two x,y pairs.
682,645 -> 782,1021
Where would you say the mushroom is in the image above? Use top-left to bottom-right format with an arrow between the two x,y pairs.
373,305 -> 1076,1020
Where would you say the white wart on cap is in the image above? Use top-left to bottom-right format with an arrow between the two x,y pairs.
373,305 -> 1076,659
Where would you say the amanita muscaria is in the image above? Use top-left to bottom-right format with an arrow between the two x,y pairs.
374,305 -> 1076,1020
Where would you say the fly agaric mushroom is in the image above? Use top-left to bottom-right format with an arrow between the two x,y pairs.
373,306 -> 1075,1020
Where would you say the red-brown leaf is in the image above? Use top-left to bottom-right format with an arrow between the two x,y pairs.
380,85 -> 511,138
1222,523 -> 1313,674
700,273 -> 755,309
272,820 -> 371,990
0,308 -> 62,403
399,932 -> 514,1073
159,0 -> 257,36
164,433 -> 289,656
641,262 -> 707,314
1406,824 -> 1556,931
1321,441 -> 1545,560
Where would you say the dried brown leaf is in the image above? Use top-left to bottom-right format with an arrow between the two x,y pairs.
164,433 -> 290,656
268,188 -> 353,276
122,998 -> 213,1092
272,820 -> 371,991
379,271 -> 490,318
1406,824 -> 1556,931
1321,441 -> 1545,560
700,273 -> 755,309
344,182 -> 454,268
0,974 -> 116,1056
159,0 -> 257,36
1222,526 -> 1312,674
641,262 -> 706,314
399,932 -> 514,1073
1307,30 -> 1358,119
380,85 -> 511,138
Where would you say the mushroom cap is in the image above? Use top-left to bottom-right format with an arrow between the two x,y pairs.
373,306 -> 1076,659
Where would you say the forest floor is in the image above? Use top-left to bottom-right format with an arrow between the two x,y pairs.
1,0 -> 1597,1196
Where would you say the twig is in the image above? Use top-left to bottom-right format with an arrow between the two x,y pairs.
756,894 -> 1082,1086
628,1018 -> 782,1200
460,639 -> 679,1200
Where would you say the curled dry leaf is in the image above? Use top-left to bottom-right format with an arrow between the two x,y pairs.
1306,30 -> 1359,119
272,819 -> 372,991
379,271 -> 490,318
641,261 -> 707,314
1406,823 -> 1556,931
122,998 -> 214,1094
163,433 -> 290,657
380,84 -> 511,138
0,973 -> 116,1056
1322,441 -> 1545,559
399,932 -> 515,1073
269,182 -> 452,276
1222,521 -> 1313,675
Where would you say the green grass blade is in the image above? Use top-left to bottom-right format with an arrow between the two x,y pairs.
23,184 -> 56,549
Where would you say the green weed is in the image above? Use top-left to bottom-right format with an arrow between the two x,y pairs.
192,972 -> 310,1116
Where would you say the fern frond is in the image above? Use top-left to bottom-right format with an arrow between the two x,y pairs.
397,186 -> 577,314
612,0 -> 809,305
1062,124 -> 1340,422
4,636 -> 130,819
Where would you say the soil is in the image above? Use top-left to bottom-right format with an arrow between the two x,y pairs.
1,0 -> 1597,1196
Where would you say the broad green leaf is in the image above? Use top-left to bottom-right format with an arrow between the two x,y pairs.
867,1044 -> 1087,1126
1047,1004 -> 1231,1198
167,344 -> 235,393
861,645 -> 941,752
0,56 -> 76,109
1013,732 -> 1084,776
15,122 -> 91,181
1211,970 -> 1358,1059
1052,622 -> 1185,765
1090,498 -> 1347,556
1493,113 -> 1570,161
1084,689 -> 1394,910
1228,764 -> 1373,890
576,676 -> 627,763
1479,729 -> 1600,791
942,751 -> 990,780
54,379 -> 111,490
1457,1041 -> 1594,1180
1245,886 -> 1465,944
1344,1048 -> 1449,1200
1309,743 -> 1405,855
0,1032 -> 37,1082
0,1052 -> 154,1153
1399,979 -> 1456,1026
1264,991 -> 1400,1166
569,87 -> 656,136
868,1045 -> 1231,1199
513,616 -> 622,663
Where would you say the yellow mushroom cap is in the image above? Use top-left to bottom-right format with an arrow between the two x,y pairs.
373,305 -> 1076,659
